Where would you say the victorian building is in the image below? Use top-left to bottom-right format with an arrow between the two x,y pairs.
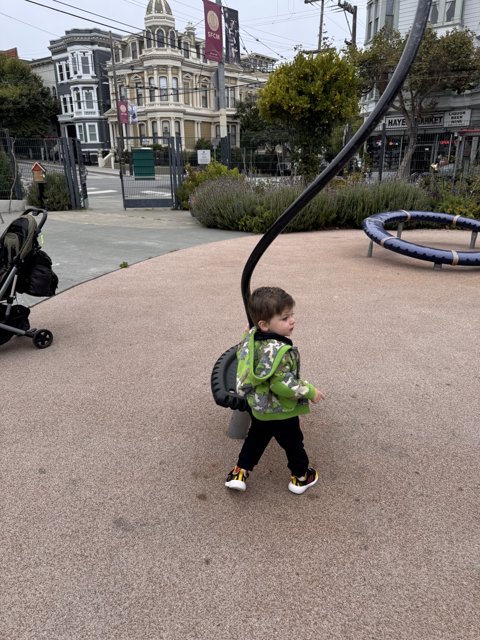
49,28 -> 122,163
105,0 -> 275,151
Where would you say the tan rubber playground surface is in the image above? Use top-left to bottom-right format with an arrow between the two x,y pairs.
1,228 -> 479,639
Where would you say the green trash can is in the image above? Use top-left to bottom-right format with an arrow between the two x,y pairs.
132,147 -> 155,180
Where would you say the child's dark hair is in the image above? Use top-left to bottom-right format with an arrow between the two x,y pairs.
248,287 -> 295,326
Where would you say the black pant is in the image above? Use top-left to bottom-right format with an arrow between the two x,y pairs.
237,414 -> 309,477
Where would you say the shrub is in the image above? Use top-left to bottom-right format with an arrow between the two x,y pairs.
0,149 -> 19,200
190,176 -> 433,233
176,160 -> 243,210
26,173 -> 71,210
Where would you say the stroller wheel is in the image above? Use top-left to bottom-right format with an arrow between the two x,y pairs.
33,329 -> 53,349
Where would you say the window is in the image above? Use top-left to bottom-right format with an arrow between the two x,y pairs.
74,88 -> 81,110
65,62 -> 71,80
183,80 -> 191,105
146,31 -> 153,48
119,85 -> 128,100
162,120 -> 170,136
385,0 -> 395,29
76,124 -> 85,141
81,54 -> 90,75
201,84 -> 209,108
61,96 -> 69,113
152,120 -> 158,141
149,77 -> 155,102
139,123 -> 146,140
87,124 -> 98,142
159,76 -> 168,102
114,46 -> 121,63
135,80 -> 144,106
445,0 -> 456,21
71,54 -> 78,75
84,89 -> 94,110
174,121 -> 181,138
429,0 -> 460,25
131,42 -> 138,59
172,77 -> 179,102
57,63 -> 64,82
157,29 -> 165,48
228,124 -> 237,147
169,30 -> 176,49
183,42 -> 190,58
225,86 -> 236,108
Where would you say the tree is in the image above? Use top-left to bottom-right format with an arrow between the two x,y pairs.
0,55 -> 59,137
358,27 -> 480,179
257,50 -> 360,178
234,95 -> 289,150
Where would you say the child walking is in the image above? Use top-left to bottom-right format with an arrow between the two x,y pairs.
225,286 -> 325,494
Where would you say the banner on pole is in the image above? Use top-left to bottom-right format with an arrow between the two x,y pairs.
224,7 -> 240,64
128,102 -> 138,124
118,100 -> 129,124
203,0 -> 223,62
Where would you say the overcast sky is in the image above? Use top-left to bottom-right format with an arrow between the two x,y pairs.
1,0 -> 368,62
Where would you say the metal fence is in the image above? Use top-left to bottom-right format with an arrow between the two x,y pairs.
0,129 -> 87,209
366,128 -> 480,181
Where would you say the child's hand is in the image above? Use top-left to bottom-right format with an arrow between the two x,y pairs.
312,388 -> 325,404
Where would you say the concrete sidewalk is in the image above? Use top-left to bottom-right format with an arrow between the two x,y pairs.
1,221 -> 479,639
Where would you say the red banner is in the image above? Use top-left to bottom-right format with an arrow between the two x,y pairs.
118,100 -> 129,125
204,0 -> 223,62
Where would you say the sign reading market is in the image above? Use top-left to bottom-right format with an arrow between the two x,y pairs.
383,109 -> 471,130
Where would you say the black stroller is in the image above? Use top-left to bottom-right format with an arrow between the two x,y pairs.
0,207 -> 58,349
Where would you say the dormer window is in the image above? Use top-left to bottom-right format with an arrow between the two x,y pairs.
131,41 -> 138,59
183,42 -> 190,58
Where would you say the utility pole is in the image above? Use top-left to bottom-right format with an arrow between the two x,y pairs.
304,0 -> 325,50
215,0 -> 228,165
337,0 -> 357,48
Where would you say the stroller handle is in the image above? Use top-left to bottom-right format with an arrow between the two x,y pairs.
22,207 -> 48,232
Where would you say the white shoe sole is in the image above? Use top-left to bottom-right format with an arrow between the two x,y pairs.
288,474 -> 318,495
225,479 -> 246,491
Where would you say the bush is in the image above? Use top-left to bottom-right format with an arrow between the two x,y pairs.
0,149 -> 19,200
26,173 -> 71,210
190,177 -> 433,232
176,160 -> 243,210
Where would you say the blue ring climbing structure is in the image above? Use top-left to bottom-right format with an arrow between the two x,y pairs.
363,211 -> 480,267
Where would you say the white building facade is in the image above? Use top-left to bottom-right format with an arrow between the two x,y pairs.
105,0 -> 274,151
363,0 -> 480,174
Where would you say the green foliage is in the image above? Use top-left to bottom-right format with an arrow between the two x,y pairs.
0,149 -> 15,199
190,177 -> 432,232
434,181 -> 480,219
195,138 -> 213,151
0,55 -> 59,136
176,160 -> 243,209
234,96 -> 289,150
119,261 -> 129,268
257,50 -> 360,178
26,173 -> 71,210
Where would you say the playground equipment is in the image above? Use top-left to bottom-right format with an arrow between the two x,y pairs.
211,0 -> 434,435
363,211 -> 480,269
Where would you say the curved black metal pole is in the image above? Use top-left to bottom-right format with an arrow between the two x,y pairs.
241,0 -> 432,323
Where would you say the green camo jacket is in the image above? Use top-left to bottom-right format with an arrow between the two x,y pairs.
236,327 -> 316,421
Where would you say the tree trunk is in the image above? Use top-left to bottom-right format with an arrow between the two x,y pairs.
396,122 -> 418,180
